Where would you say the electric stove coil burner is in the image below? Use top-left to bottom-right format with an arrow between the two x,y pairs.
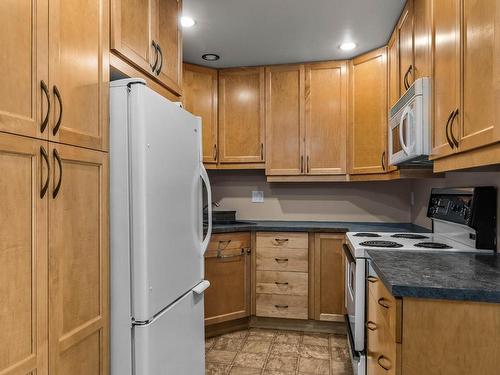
391,233 -> 430,239
353,233 -> 382,237
359,240 -> 404,248
414,242 -> 452,249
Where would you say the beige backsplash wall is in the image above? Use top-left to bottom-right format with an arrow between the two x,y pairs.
208,171 -> 413,222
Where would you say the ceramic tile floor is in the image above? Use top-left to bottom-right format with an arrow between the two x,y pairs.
205,328 -> 354,375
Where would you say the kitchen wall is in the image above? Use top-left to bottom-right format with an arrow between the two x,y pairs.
208,171 -> 413,222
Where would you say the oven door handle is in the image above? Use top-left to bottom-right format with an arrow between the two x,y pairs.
398,106 -> 412,155
342,244 -> 355,264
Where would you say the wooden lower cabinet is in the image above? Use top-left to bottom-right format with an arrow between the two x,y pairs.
48,143 -> 109,374
204,233 -> 251,325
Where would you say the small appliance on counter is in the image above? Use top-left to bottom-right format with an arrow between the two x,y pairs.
343,186 -> 497,375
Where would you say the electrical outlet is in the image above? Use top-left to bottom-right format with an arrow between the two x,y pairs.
252,191 -> 264,203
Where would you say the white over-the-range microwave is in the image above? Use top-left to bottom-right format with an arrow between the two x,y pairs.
388,77 -> 431,166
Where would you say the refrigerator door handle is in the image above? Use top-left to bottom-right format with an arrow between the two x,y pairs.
193,280 -> 210,294
200,163 -> 212,254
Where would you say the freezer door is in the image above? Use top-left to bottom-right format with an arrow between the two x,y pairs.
128,83 -> 205,321
133,287 -> 205,375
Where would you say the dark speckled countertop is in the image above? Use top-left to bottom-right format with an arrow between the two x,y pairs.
368,250 -> 500,303
210,220 -> 430,234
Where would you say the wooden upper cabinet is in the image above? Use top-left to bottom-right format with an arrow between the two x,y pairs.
0,0 -> 48,140
49,0 -> 109,151
305,61 -> 347,175
48,144 -> 108,375
413,0 -> 432,80
387,29 -> 400,109
430,0 -> 461,159
182,64 -> 218,164
461,0 -> 500,152
399,0 -> 415,93
349,48 -> 388,175
265,65 -> 305,176
153,0 -> 182,94
0,133 -> 48,375
219,68 -> 265,164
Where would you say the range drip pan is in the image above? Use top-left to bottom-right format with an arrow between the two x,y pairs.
359,240 -> 404,248
414,242 -> 452,249
391,233 -> 430,240
353,233 -> 382,237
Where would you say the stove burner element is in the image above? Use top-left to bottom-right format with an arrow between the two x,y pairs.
359,240 -> 404,248
353,233 -> 381,237
414,242 -> 452,249
391,233 -> 430,239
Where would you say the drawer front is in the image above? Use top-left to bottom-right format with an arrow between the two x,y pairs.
256,294 -> 308,319
256,232 -> 308,249
207,232 -> 251,255
368,275 -> 397,340
256,248 -> 308,272
256,271 -> 308,296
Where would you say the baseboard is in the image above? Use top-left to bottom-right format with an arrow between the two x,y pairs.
249,316 -> 347,335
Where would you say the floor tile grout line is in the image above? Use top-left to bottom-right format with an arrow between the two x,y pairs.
260,329 -> 278,375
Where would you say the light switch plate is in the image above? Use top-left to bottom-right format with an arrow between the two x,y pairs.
252,191 -> 264,203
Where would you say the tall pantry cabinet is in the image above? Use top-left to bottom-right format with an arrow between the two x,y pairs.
0,0 -> 109,374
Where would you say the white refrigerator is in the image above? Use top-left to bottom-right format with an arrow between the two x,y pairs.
109,78 -> 213,375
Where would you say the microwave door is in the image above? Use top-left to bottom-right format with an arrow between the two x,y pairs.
399,106 -> 415,155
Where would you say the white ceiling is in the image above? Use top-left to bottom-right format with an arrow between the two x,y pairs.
182,0 -> 406,68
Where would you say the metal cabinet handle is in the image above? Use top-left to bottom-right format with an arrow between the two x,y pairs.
40,80 -> 50,133
300,155 -> 304,173
245,247 -> 251,254
275,282 -> 289,286
378,297 -> 390,309
306,155 -> 310,173
260,143 -> 264,160
213,144 -> 217,161
366,276 -> 379,283
403,65 -> 413,90
150,41 -> 159,72
381,151 -> 386,171
445,110 -> 455,149
53,148 -> 62,198
274,257 -> 289,263
275,304 -> 288,309
53,85 -> 63,136
366,321 -> 378,331
274,238 -> 289,244
156,43 -> 163,75
40,146 -> 50,199
377,355 -> 392,371
449,109 -> 459,148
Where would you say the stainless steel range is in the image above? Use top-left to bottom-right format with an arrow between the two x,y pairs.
343,187 -> 497,375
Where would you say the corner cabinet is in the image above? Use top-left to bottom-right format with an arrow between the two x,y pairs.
349,48 -> 388,175
111,0 -> 182,96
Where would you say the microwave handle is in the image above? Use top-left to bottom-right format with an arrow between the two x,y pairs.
398,106 -> 412,155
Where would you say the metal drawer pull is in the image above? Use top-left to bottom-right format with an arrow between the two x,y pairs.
275,304 -> 288,309
217,248 -> 244,259
445,110 -> 455,149
449,109 -> 460,148
377,355 -> 392,371
381,151 -> 386,171
275,282 -> 289,286
53,85 -> 63,136
40,146 -> 50,199
274,258 -> 289,263
53,148 -> 62,198
366,276 -> 379,283
366,321 -> 378,331
40,80 -> 50,133
274,238 -> 289,244
378,298 -> 390,309
156,43 -> 163,75
150,41 -> 159,72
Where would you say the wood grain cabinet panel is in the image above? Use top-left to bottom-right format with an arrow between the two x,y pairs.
413,0 -> 431,80
256,294 -> 308,320
430,0 -> 461,160
305,61 -> 348,175
265,65 -> 305,176
398,0 -> 414,94
49,0 -> 109,151
48,144 -> 108,375
349,48 -> 388,175
387,29 -> 400,109
182,64 -> 218,164
0,133 -> 48,375
313,234 -> 345,321
218,68 -> 265,164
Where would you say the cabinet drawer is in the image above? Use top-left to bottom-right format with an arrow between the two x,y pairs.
256,232 -> 308,249
256,271 -> 308,296
256,294 -> 308,319
207,232 -> 251,255
368,275 -> 398,341
256,248 -> 308,272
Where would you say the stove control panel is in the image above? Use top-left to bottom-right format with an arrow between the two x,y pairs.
428,195 -> 472,225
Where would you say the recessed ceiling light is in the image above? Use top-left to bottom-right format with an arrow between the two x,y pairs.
339,42 -> 357,51
202,53 -> 220,61
180,16 -> 195,28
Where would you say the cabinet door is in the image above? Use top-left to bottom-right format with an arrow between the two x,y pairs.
110,0 -> 155,76
0,133 -> 47,375
219,68 -> 265,164
388,29 -> 400,108
49,0 -> 109,151
413,0 -> 432,80
313,234 -> 344,321
430,0 -> 461,159
0,0 -> 48,139
305,61 -> 347,175
461,0 -> 500,152
265,65 -> 305,176
153,0 -> 182,95
48,144 -> 108,375
349,48 -> 388,175
204,233 -> 251,325
182,64 -> 218,164
399,0 -> 414,93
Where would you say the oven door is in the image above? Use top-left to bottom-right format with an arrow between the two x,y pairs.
389,101 -> 416,166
